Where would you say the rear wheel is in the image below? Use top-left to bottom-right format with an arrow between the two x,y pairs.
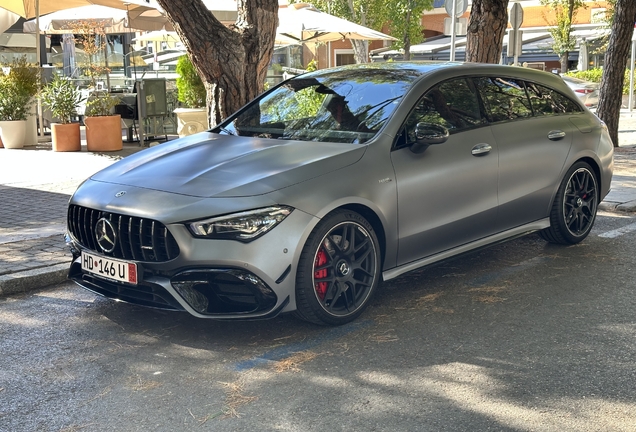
540,161 -> 598,245
295,210 -> 381,325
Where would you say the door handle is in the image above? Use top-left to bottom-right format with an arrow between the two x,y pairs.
471,143 -> 492,156
548,130 -> 566,140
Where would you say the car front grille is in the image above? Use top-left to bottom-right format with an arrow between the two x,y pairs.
68,204 -> 180,262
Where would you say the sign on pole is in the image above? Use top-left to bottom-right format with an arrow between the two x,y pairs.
508,3 -> 524,65
510,3 -> 524,30
446,0 -> 468,61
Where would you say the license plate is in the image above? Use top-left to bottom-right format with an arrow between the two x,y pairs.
81,251 -> 138,285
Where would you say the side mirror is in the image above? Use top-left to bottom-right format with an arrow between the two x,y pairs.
410,123 -> 449,154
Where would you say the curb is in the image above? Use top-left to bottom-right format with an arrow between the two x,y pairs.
599,200 -> 636,213
0,263 -> 69,296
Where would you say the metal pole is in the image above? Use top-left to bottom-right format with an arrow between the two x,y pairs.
513,30 -> 520,66
629,38 -> 635,113
449,0 -> 457,61
136,79 -> 145,147
36,0 -> 44,138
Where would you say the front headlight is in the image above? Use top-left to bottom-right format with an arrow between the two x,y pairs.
188,206 -> 293,242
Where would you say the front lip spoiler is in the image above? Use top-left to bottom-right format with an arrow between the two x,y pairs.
67,249 -> 291,320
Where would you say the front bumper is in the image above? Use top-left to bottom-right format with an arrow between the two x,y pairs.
66,208 -> 318,320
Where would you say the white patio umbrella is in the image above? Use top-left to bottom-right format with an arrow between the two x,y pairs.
276,3 -> 396,44
133,30 -> 181,44
0,8 -> 20,34
577,38 -> 589,72
22,4 -> 171,34
1,0 -> 157,136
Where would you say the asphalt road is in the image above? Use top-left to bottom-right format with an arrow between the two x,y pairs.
1,211 -> 635,432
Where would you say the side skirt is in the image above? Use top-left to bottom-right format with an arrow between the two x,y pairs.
382,219 -> 550,281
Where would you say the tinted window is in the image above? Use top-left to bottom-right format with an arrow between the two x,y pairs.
400,78 -> 483,144
525,81 -> 583,115
218,69 -> 412,144
475,77 -> 533,122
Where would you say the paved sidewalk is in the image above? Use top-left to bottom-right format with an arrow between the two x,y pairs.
0,140 -> 149,296
1,115 -> 636,297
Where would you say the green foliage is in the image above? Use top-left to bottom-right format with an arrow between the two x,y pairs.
0,56 -> 40,121
295,0 -> 434,59
540,0 -> 585,56
41,75 -> 84,124
565,68 -> 603,83
176,55 -> 206,108
386,0 -> 435,52
566,68 -> 635,95
85,91 -> 120,117
305,59 -> 318,71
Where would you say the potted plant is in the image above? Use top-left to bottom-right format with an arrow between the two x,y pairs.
40,75 -> 84,152
0,56 -> 39,149
84,91 -> 122,151
174,55 -> 208,137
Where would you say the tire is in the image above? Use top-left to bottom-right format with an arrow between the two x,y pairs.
294,210 -> 381,325
540,161 -> 599,245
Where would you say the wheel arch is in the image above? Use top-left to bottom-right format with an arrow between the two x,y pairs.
575,156 -> 602,198
324,203 -> 388,272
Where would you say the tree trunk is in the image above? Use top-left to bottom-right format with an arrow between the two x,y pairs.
403,10 -> 412,61
596,0 -> 636,147
466,0 -> 510,63
350,40 -> 369,64
156,0 -> 279,127
560,52 -> 569,73
346,0 -> 368,63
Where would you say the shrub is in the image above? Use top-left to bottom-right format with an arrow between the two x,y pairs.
85,91 -> 120,117
0,56 -> 40,121
41,75 -> 84,124
566,67 -> 635,95
176,55 -> 206,108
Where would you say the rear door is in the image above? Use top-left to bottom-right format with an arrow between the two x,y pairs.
474,77 -> 575,231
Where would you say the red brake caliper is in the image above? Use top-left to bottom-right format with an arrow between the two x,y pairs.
314,248 -> 328,300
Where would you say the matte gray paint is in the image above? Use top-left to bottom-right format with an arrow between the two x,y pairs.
67,62 -> 614,319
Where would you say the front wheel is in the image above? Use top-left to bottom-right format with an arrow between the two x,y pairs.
295,210 -> 381,325
540,161 -> 599,245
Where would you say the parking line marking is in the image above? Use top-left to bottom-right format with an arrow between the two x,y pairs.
232,319 -> 373,372
598,222 -> 636,239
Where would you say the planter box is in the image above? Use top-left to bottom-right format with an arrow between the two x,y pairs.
51,123 -> 81,152
0,120 -> 26,149
85,115 -> 123,152
174,108 -> 208,137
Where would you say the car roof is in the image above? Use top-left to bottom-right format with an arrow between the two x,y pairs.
299,61 -> 570,90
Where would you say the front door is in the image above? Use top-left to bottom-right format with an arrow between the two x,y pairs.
391,77 -> 499,266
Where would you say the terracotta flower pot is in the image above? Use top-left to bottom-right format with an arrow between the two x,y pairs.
85,115 -> 123,152
51,122 -> 81,152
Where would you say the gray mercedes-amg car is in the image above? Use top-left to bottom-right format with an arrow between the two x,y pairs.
66,62 -> 613,325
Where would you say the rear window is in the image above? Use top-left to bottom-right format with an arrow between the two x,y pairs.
474,77 -> 533,122
525,82 -> 583,115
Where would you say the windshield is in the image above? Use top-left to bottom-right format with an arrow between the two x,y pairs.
216,67 -> 414,144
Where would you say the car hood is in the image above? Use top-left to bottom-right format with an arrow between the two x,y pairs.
90,132 -> 366,198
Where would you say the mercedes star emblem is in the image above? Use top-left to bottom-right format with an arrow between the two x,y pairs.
95,218 -> 117,253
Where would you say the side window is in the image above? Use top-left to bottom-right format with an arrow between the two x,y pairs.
400,78 -> 483,145
475,77 -> 533,122
525,81 -> 583,115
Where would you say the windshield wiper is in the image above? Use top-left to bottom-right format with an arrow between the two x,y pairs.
217,126 -> 237,136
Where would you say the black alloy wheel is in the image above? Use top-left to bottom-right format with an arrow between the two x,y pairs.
295,210 -> 380,325
541,161 -> 598,245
